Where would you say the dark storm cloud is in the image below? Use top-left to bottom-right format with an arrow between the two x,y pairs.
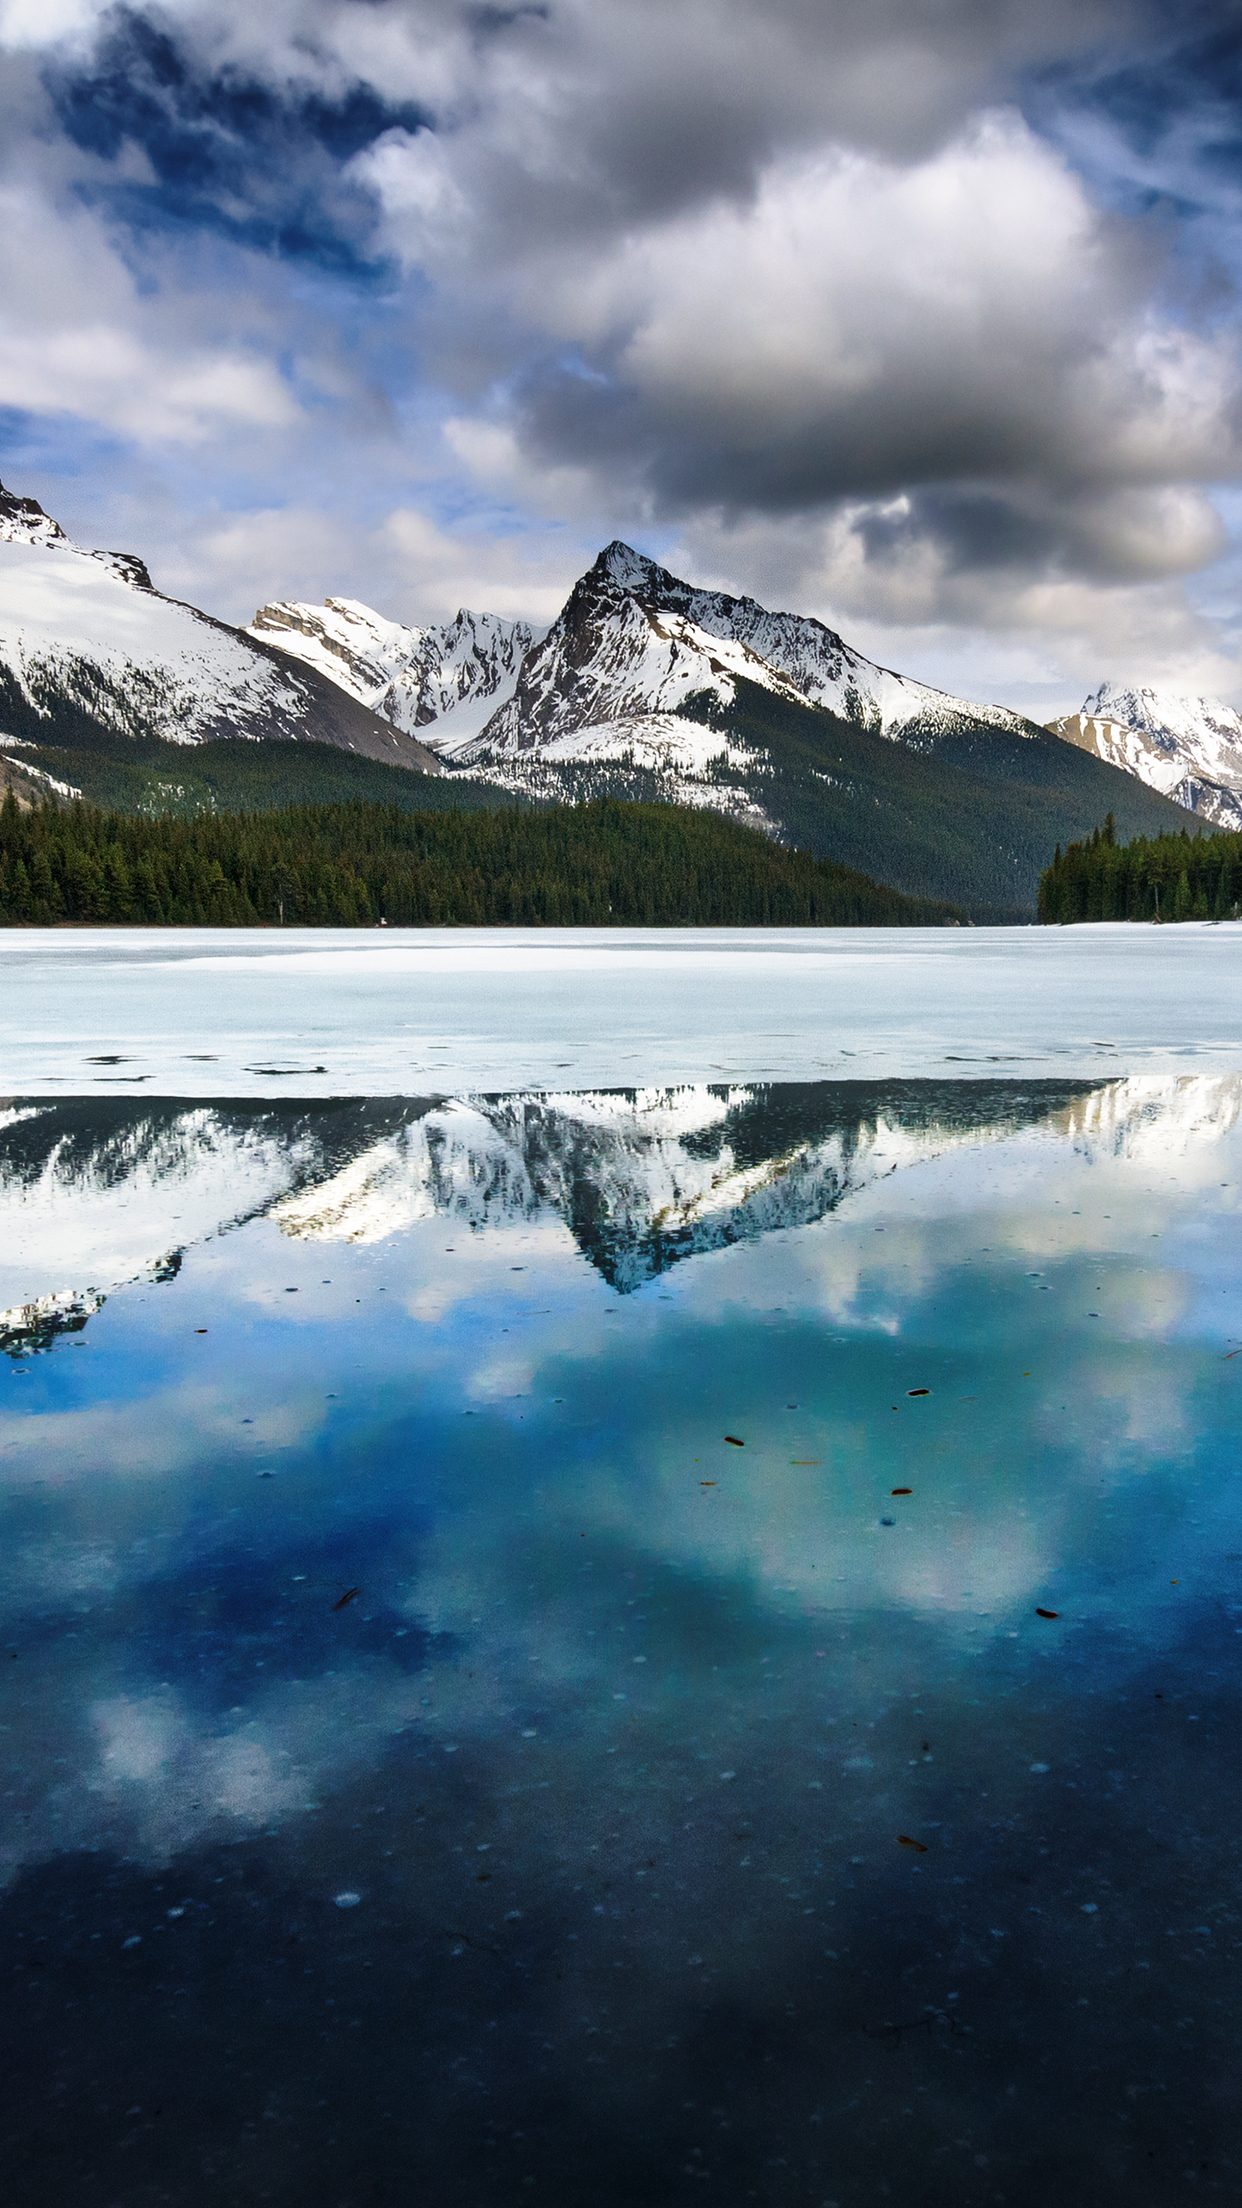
849,481 -> 1227,586
37,0 -> 1143,262
46,5 -> 429,270
279,0 -> 1232,598
478,92 -> 1240,589
416,0 -> 1141,252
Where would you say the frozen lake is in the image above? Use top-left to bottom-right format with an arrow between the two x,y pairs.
4,922 -> 1242,1095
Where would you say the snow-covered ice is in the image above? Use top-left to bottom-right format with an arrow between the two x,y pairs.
4,924 -> 1242,1099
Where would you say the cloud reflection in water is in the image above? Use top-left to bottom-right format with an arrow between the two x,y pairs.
3,1075 -> 1242,2203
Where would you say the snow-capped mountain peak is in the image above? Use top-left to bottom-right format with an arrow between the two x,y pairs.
1083,680 -> 1242,756
246,594 -> 535,742
0,480 -> 154,588
592,539 -> 664,591
1047,680 -> 1242,832
241,532 -> 1171,903
448,538 -> 1033,780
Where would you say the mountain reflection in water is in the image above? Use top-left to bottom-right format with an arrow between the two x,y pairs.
1,1073 -> 1205,1346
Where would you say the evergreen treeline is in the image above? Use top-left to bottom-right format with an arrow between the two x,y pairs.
1038,814 -> 1242,922
0,791 -> 963,928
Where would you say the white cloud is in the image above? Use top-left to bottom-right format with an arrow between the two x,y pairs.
379,505 -> 588,625
485,113 -> 1241,514
670,501 -> 1242,720
440,417 -> 600,523
0,0 -> 105,46
0,320 -> 296,442
0,177 -> 298,442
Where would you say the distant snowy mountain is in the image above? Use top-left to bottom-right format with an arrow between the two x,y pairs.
428,544 -> 1185,902
0,481 -> 442,780
1,486 -> 1188,907
244,540 -> 1186,907
246,596 -> 534,745
1047,681 -> 1242,832
251,543 -> 1031,775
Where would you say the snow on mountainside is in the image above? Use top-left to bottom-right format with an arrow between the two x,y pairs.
246,596 -> 534,741
453,541 -> 1034,774
1047,681 -> 1242,832
1,488 -> 1186,906
247,538 -> 1187,907
0,481 -> 442,773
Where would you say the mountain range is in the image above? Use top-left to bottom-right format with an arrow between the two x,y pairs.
0,478 -> 1195,911
252,541 -> 1191,908
247,593 -> 534,745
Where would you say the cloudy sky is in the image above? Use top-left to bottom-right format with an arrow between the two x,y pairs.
1,0 -> 1239,716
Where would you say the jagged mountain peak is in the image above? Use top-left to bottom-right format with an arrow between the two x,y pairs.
455,537 -> 1031,775
1047,680 -> 1242,832
246,591 -> 535,742
0,481 -> 67,551
588,540 -> 666,591
579,538 -> 853,662
0,480 -> 154,587
1082,680 -> 1242,750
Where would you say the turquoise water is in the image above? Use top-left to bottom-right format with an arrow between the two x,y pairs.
3,1076 -> 1242,2204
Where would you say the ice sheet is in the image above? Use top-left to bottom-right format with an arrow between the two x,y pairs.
4,923 -> 1242,1096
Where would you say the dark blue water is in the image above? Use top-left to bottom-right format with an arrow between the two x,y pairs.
3,1079 -> 1241,2205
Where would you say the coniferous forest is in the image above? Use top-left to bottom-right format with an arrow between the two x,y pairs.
0,791 -> 964,928
1038,815 -> 1242,923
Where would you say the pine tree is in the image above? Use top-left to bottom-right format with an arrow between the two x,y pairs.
1173,869 -> 1192,922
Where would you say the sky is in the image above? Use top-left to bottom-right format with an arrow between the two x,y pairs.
1,0 -> 1240,719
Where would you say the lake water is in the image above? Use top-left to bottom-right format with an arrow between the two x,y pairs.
3,931 -> 1242,2206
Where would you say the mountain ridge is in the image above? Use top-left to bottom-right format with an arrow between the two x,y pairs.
246,595 -> 534,742
0,481 -> 444,783
479,539 -> 1038,746
416,540 -> 1187,908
